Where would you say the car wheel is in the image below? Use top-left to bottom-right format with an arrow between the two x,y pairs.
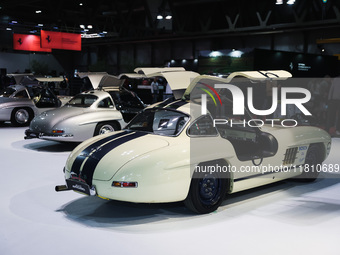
94,122 -> 119,136
298,144 -> 322,182
184,168 -> 228,214
11,108 -> 33,127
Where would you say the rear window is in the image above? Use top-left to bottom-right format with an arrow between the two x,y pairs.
66,94 -> 98,107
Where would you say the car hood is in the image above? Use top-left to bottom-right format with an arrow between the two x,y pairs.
68,131 -> 169,183
30,106 -> 86,132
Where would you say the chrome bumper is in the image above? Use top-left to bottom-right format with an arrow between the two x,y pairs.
24,129 -> 74,141
56,179 -> 96,196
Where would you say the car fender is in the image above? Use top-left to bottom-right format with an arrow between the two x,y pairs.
51,110 -> 124,140
93,135 -> 235,203
262,125 -> 331,161
77,110 -> 125,128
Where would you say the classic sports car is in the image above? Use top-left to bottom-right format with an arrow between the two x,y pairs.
25,74 -> 145,142
0,77 -> 63,126
25,68 -> 199,142
56,70 -> 331,214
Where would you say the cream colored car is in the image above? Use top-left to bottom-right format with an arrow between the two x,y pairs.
57,70 -> 331,214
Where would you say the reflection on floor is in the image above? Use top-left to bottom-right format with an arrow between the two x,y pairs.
1,125 -> 340,255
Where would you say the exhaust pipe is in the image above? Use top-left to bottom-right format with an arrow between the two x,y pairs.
55,185 -> 69,192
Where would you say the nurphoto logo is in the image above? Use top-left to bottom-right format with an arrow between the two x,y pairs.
200,83 -> 312,128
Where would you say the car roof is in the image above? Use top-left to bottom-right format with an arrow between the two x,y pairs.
183,70 -> 292,98
225,70 -> 292,82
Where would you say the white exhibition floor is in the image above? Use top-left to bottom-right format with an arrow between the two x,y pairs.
1,125 -> 340,255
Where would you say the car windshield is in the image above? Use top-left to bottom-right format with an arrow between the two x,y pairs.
66,94 -> 98,107
126,108 -> 189,136
0,87 -> 16,97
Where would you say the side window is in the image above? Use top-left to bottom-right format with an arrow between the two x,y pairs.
14,90 -> 29,98
98,97 -> 114,108
187,115 -> 218,137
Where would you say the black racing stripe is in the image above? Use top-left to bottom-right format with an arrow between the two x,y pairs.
70,131 -> 129,176
165,100 -> 188,109
80,132 -> 148,186
156,97 -> 175,108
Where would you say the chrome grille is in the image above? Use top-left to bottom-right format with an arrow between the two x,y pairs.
283,147 -> 298,165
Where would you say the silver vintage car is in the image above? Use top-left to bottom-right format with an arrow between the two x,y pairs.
25,68 -> 199,142
0,78 -> 63,126
24,74 -> 145,142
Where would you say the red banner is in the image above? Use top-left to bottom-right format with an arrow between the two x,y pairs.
13,34 -> 52,52
41,30 -> 81,51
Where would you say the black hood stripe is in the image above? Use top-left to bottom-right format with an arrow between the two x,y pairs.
71,131 -> 130,176
156,97 -> 175,108
80,132 -> 148,186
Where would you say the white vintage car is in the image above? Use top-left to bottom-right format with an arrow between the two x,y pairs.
56,71 -> 331,214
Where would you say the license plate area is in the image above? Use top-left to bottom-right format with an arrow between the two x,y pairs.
66,179 -> 92,196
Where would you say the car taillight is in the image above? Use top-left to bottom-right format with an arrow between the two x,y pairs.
52,130 -> 64,134
112,181 -> 138,188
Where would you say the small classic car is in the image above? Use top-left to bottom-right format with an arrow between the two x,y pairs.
25,74 -> 145,142
0,77 -> 63,126
56,70 -> 331,214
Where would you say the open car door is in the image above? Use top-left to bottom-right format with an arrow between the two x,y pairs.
77,72 -> 108,90
97,74 -> 125,91
133,67 -> 199,99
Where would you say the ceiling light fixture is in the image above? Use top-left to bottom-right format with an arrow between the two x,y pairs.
157,15 -> 163,20
87,25 -> 93,29
6,27 -> 12,31
38,24 -> 43,27
287,0 -> 295,5
165,15 -> 172,19
276,0 -> 283,5
36,10 -> 42,13
80,24 -> 85,29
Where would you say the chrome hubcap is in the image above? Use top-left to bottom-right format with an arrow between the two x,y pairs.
15,109 -> 29,124
99,124 -> 115,135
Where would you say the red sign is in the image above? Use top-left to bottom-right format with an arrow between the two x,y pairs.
41,30 -> 81,51
13,34 -> 52,52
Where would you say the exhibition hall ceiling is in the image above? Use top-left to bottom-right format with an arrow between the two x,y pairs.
1,0 -> 340,43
